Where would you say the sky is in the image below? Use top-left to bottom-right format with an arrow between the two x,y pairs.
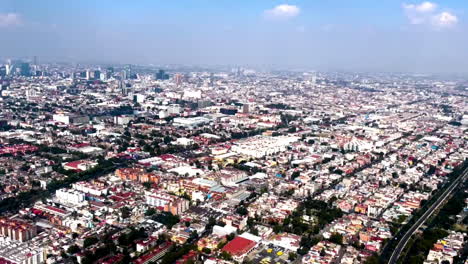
0,0 -> 467,73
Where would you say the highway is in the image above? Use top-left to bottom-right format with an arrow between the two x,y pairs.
388,166 -> 468,264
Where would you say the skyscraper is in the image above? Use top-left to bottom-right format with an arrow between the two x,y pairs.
155,70 -> 169,80
94,70 -> 101,80
174,73 -> 183,86
5,64 -> 11,76
20,63 -> 31,77
121,70 -> 127,80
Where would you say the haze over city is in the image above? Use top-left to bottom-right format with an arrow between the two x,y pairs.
1,0 -> 468,73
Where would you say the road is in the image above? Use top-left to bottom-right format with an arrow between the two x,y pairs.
387,166 -> 468,264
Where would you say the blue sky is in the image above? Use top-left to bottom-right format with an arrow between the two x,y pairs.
1,0 -> 467,72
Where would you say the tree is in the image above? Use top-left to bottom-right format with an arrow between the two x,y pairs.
83,236 -> 99,248
226,233 -> 236,241
120,206 -> 131,219
297,247 -> 309,255
142,182 -> 152,190
152,212 -> 180,229
163,136 -> 172,144
67,245 -> 80,255
291,171 -> 300,180
206,216 -> 217,230
364,255 -> 380,264
288,252 -> 297,261
251,228 -> 259,236
220,251 -> 233,261
329,233 -> 343,245
236,206 -> 248,216
273,224 -> 283,234
408,255 -> 425,264
145,208 -> 157,216
396,215 -> 407,224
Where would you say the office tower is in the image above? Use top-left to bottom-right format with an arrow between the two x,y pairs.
94,70 -> 101,80
121,70 -> 127,80
155,70 -> 169,80
20,63 -> 31,77
174,73 -> 183,86
124,64 -> 132,77
5,64 -> 11,76
106,67 -> 113,79
311,74 -> 317,85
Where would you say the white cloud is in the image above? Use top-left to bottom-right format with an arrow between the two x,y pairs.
432,11 -> 458,28
403,2 -> 437,13
264,4 -> 300,20
402,2 -> 458,29
0,13 -> 22,27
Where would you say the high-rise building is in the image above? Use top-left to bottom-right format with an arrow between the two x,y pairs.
242,103 -> 250,114
174,73 -> 183,86
5,64 -> 11,76
121,70 -> 127,80
106,67 -> 114,79
310,74 -> 317,85
155,70 -> 169,80
20,63 -> 31,77
0,218 -> 37,242
124,64 -> 132,78
94,70 -> 101,80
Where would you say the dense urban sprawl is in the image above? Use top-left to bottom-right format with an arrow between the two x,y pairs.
0,62 -> 467,264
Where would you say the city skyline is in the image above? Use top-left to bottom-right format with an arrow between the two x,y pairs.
0,8 -> 467,261
1,0 -> 468,73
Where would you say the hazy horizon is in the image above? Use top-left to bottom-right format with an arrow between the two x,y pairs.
1,0 -> 468,73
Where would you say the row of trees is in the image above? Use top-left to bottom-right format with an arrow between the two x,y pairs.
268,197 -> 344,255
379,160 -> 468,263
0,156 -> 123,213
401,178 -> 468,264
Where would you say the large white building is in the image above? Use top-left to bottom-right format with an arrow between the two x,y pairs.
145,191 -> 189,215
55,189 -> 86,205
0,236 -> 46,264
53,113 -> 89,125
172,117 -> 211,128
231,135 -> 300,158
72,181 -> 108,196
